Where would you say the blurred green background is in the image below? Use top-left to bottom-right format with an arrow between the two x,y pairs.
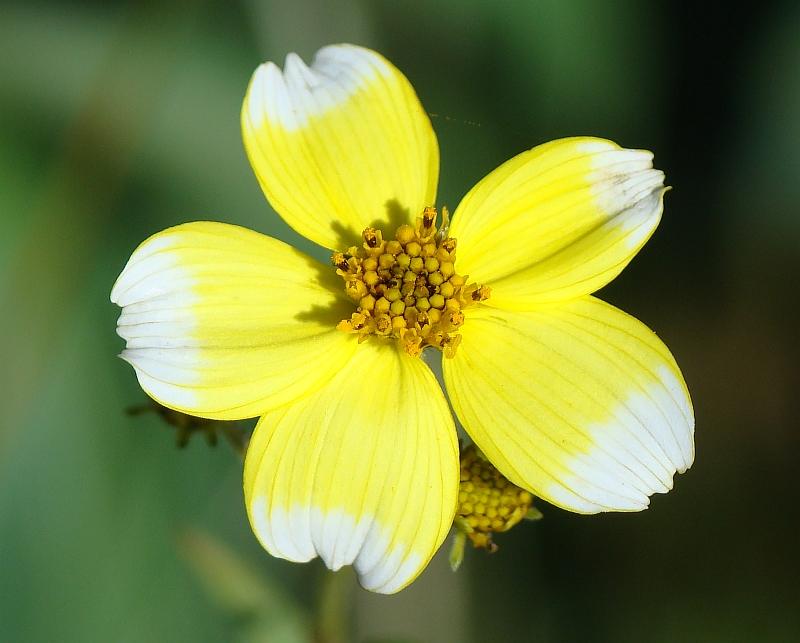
2,1 -> 799,641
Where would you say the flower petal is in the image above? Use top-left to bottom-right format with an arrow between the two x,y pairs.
443,297 -> 694,514
450,137 -> 666,308
243,342 -> 459,594
242,44 -> 439,250
110,221 -> 356,420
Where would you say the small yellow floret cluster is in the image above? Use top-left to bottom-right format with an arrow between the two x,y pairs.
333,207 -> 489,357
456,444 -> 534,551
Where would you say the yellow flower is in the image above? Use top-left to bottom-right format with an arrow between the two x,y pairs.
111,44 -> 694,593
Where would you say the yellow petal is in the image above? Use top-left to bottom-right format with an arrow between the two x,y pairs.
450,137 -> 666,308
242,44 -> 439,250
110,221 -> 356,420
444,297 -> 694,514
243,342 -> 458,594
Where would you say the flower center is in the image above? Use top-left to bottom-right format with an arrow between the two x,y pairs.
455,444 -> 534,552
332,207 -> 490,358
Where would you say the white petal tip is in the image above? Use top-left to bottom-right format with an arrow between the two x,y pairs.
245,44 -> 388,133
246,503 -> 428,595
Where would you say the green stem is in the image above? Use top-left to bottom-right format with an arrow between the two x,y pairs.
315,567 -> 354,643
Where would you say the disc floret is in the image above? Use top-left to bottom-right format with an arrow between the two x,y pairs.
455,444 -> 535,552
333,207 -> 490,357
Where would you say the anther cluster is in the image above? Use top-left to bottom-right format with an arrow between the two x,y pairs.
456,444 -> 534,551
333,207 -> 489,357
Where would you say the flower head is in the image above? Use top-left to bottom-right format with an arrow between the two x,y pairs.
111,44 -> 694,593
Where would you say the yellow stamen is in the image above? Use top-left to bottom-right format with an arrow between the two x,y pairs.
332,207 -> 490,357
